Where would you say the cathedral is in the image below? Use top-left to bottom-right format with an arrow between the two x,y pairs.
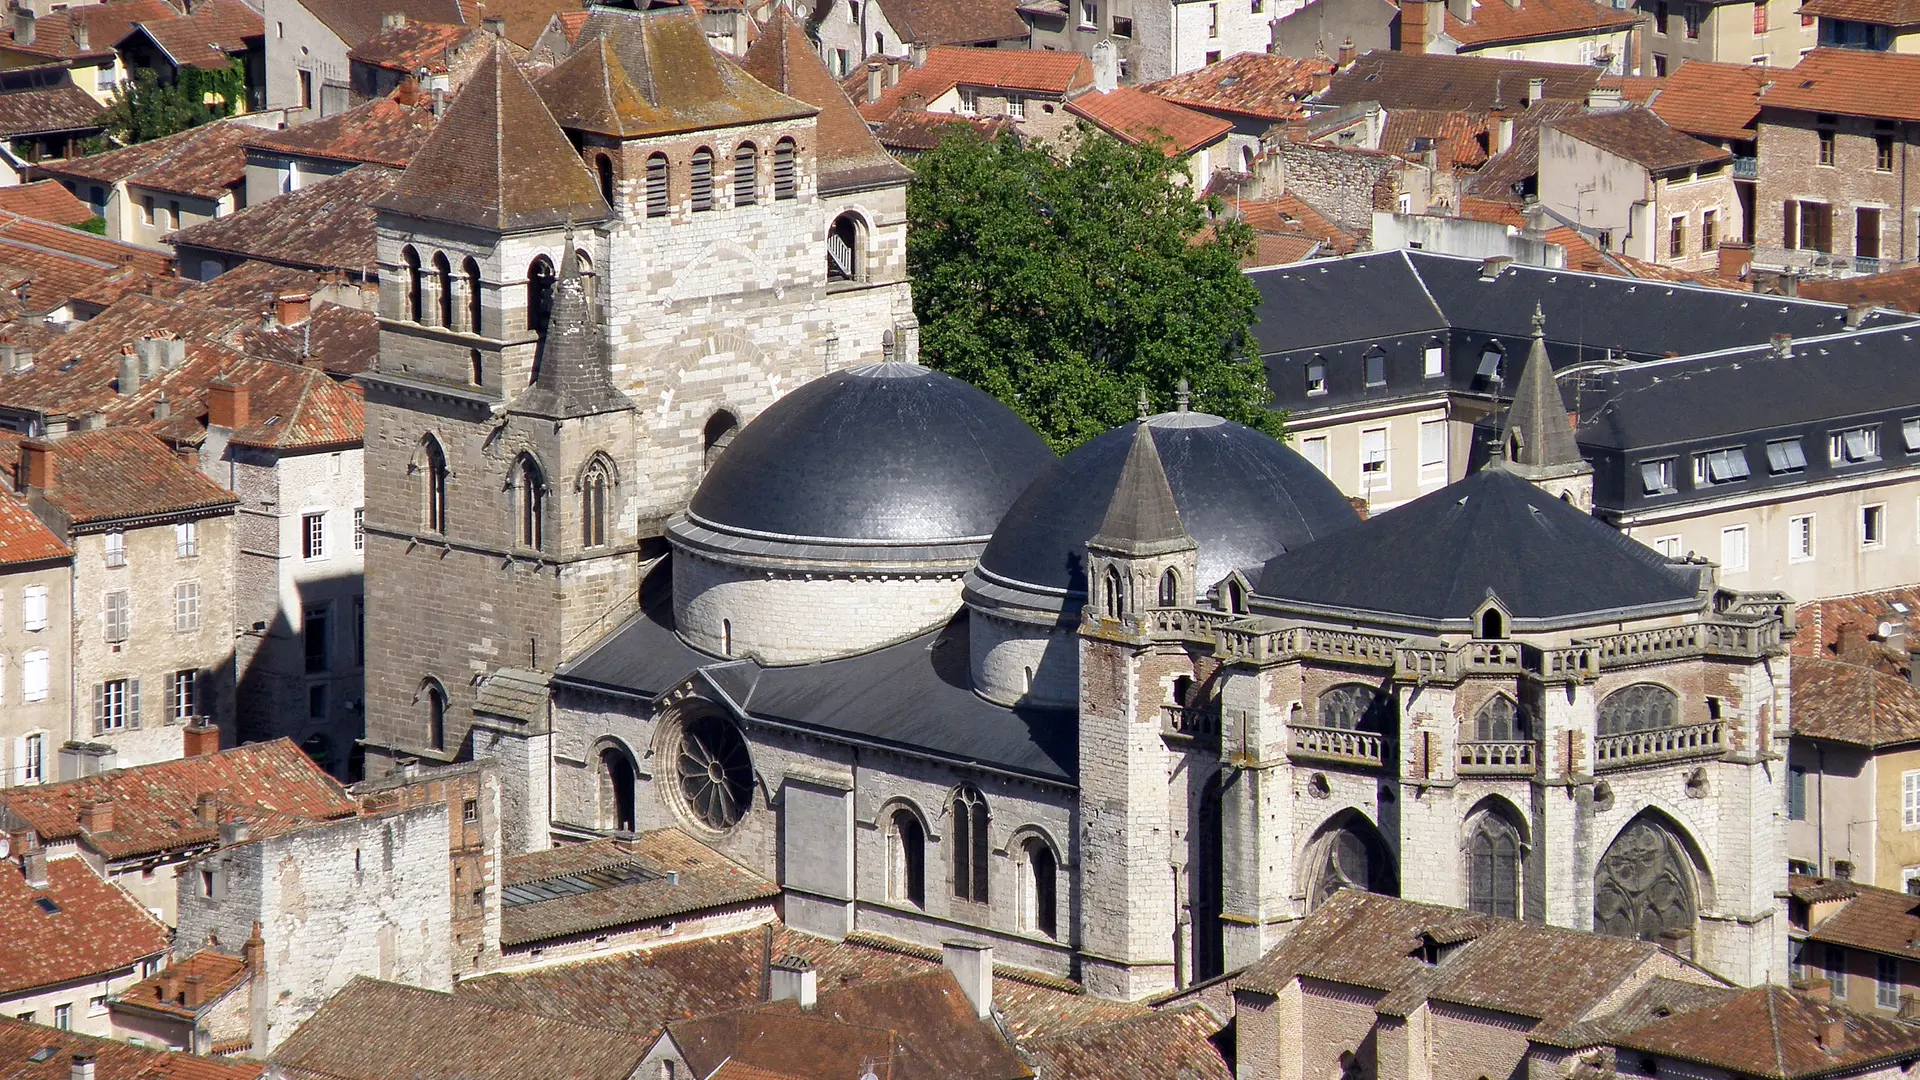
360,4 -> 1791,1002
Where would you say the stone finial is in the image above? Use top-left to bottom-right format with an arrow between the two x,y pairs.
1531,300 -> 1545,338
1175,377 -> 1190,413
1137,387 -> 1150,419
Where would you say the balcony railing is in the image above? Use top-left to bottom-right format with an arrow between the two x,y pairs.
1732,155 -> 1758,180
1457,740 -> 1536,776
1289,724 -> 1387,768
1161,704 -> 1221,744
1593,720 -> 1726,770
1749,245 -> 1911,279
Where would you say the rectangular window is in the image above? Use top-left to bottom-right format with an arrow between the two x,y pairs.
1079,0 -> 1097,26
298,68 -> 313,110
1112,15 -> 1132,34
23,585 -> 46,631
1640,458 -> 1676,495
1788,765 -> 1808,820
1423,344 -> 1444,378
353,507 -> 364,553
957,86 -> 979,115
1767,437 -> 1808,473
168,670 -> 197,723
173,582 -> 200,633
166,201 -> 179,229
1669,215 -> 1686,259
1359,427 -> 1388,488
1006,94 -> 1026,121
645,154 -> 669,218
95,678 -> 137,732
1364,351 -> 1386,387
1655,0 -> 1669,31
305,604 -> 331,674
1301,435 -> 1329,476
1305,359 -> 1327,395
1863,503 -> 1886,548
308,684 -> 326,721
1684,3 -> 1702,35
353,596 -> 365,668
1419,419 -> 1447,484
23,650 -> 47,703
104,530 -> 125,567
1702,208 -> 1718,251
175,521 -> 197,557
140,196 -> 154,226
1790,515 -> 1815,562
104,590 -> 130,643
20,732 -> 43,782
1207,1 -> 1219,33
1652,535 -> 1683,558
1754,0 -> 1767,32
53,1004 -> 69,1030
1827,944 -> 1849,997
1819,128 -> 1837,166
1880,956 -> 1901,1009
1877,133 -> 1897,172
1720,525 -> 1749,571
303,512 -> 326,559
1832,425 -> 1881,464
88,996 -> 106,1017
463,799 -> 478,823
1477,347 -> 1504,380
1858,206 -> 1883,260
1903,418 -> 1920,453
1904,770 -> 1920,828
1695,447 -> 1751,485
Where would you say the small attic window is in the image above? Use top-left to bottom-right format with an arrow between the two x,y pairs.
29,1048 -> 57,1063
34,896 -> 58,914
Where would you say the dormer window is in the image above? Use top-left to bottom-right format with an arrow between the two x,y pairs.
1766,437 -> 1807,473
1477,344 -> 1504,380
1830,425 -> 1880,465
1305,358 -> 1327,395
1639,457 -> 1676,495
1693,447 -> 1750,486
1902,418 -> 1920,453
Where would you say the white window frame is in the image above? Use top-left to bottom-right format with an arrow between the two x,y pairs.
1720,524 -> 1749,572
353,507 -> 365,553
956,86 -> 979,115
170,670 -> 197,723
1831,425 -> 1882,464
1640,457 -> 1676,495
1789,514 -> 1815,562
1863,503 -> 1887,548
1300,435 -> 1330,477
175,521 -> 198,558
1423,344 -> 1444,378
22,650 -> 48,703
173,581 -> 200,633
1904,769 -> 1920,828
19,731 -> 44,783
22,585 -> 46,631
1418,418 -> 1447,486
1006,93 -> 1026,121
1359,427 -> 1389,490
104,530 -> 126,567
1652,535 -> 1683,558
303,512 -> 327,561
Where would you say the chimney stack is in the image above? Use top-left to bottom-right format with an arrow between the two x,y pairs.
942,940 -> 993,1019
865,61 -> 882,104
1820,1017 -> 1847,1051
275,292 -> 312,326
183,722 -> 219,757
19,438 -> 52,491
1847,301 -> 1873,328
243,922 -> 265,971
15,9 -> 36,48
769,956 -> 817,1009
70,22 -> 85,50
483,14 -> 505,35
117,344 -> 140,395
219,820 -> 250,846
182,973 -> 205,1009
153,394 -> 170,421
1337,35 -> 1355,67
1771,332 -> 1793,359
909,41 -> 928,67
206,380 -> 249,430
1311,61 -> 1332,93
1526,76 -> 1546,107
23,847 -> 47,888
70,1054 -> 94,1080
78,798 -> 114,835
196,791 -> 219,826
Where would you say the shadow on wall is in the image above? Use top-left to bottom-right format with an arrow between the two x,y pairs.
233,567 -> 366,780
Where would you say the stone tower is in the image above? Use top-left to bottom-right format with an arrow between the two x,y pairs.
1498,304 -> 1594,510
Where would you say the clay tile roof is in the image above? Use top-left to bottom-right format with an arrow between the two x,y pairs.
245,96 -> 439,167
240,302 -> 378,377
1547,107 -> 1730,172
0,1015 -> 264,1080
870,110 -> 1011,151
348,19 -> 478,71
40,119 -> 248,199
123,0 -> 260,70
1377,107 -> 1491,168
1616,986 -> 1920,1079
1792,656 -> 1920,748
0,180 -> 96,225
172,164 -> 399,274
499,829 -> 778,947
295,0 -> 468,49
1598,73 -> 1666,105
1761,48 -> 1920,122
0,292 -> 254,417
1792,875 -> 1920,960
0,0 -> 184,62
872,0 -> 1028,46
268,978 -> 652,1080
1141,51 -> 1331,121
115,949 -> 250,1020
1232,195 -> 1362,253
0,81 -> 105,138
1445,0 -> 1637,46
378,40 -> 607,229
0,856 -> 167,996
0,740 -> 355,859
1648,60 -> 1767,139
0,488 -> 68,564
1466,97 -> 1583,196
1239,231 -> 1323,267
0,427 -> 234,525
0,210 -> 171,312
1065,86 -> 1231,155
537,7 -> 814,138
1319,51 -> 1601,111
468,0 -> 585,47
1798,0 -> 1920,24
739,7 -> 911,193
1794,263 -> 1920,312
852,46 -> 1092,122
135,355 -> 366,450
1021,1005 -> 1233,1080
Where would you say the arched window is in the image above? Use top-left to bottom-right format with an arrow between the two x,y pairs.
594,153 -> 615,205
1473,694 -> 1530,741
597,743 -> 636,832
1224,577 -> 1248,614
462,257 -> 482,334
733,142 -> 758,206
1316,683 -> 1395,731
1021,836 -> 1057,938
889,808 -> 926,908
704,411 -> 738,470
1103,564 -> 1125,618
874,30 -> 885,50
1240,144 -> 1255,172
526,255 -> 556,336
402,245 -> 423,322
419,436 -> 448,534
433,252 -> 453,328
1465,810 -> 1522,918
826,212 -> 861,282
1305,812 -> 1398,908
580,458 -> 612,548
690,147 -> 715,212
1479,608 -> 1504,639
574,248 -> 595,313
422,679 -> 447,751
645,153 -> 669,218
773,138 -> 797,200
951,785 -> 989,904
721,619 -> 733,657
1158,567 -> 1179,606
516,457 -> 545,550
468,349 -> 483,386
1598,683 -> 1681,735
1594,815 -> 1698,944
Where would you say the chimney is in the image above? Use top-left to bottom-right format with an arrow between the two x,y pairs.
1820,1017 -> 1847,1052
1802,977 -> 1832,1002
219,820 -> 250,846
19,438 -> 52,491
182,973 -> 205,1009
1311,62 -> 1332,93
942,940 -> 993,1019
1091,39 -> 1118,93
196,791 -> 219,826
1526,76 -> 1546,107
206,380 -> 249,429
1718,241 -> 1753,279
117,344 -> 140,395
1837,620 -> 1866,657
1348,495 -> 1370,520
1846,301 -> 1873,328
886,57 -> 900,86
70,1054 -> 94,1080
1337,35 -> 1355,67
14,8 -> 35,48
382,11 -> 406,29
70,22 -> 85,50
1494,113 -> 1515,153
183,722 -> 219,756
243,922 -> 264,971
865,61 -> 882,104
153,394 -> 170,421
1771,332 -> 1793,359
768,956 -> 817,1008
275,292 -> 312,326
483,15 -> 505,35
1480,254 -> 1513,280
23,847 -> 47,888
909,41 -> 928,67
78,798 -> 114,835
1585,85 -> 1623,110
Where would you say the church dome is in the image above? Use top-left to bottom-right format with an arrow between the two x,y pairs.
687,363 -> 1054,544
977,411 -> 1359,602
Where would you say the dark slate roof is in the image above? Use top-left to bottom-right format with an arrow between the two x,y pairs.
686,363 -> 1054,544
561,561 -> 710,699
509,243 -> 631,419
376,39 -> 609,231
1256,467 -> 1702,628
979,411 -> 1358,600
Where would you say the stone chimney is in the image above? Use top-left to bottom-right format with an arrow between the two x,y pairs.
117,344 -> 141,395
153,394 -> 171,421
206,380 -> 249,429
219,820 -> 250,846
865,61 -> 883,104
769,956 -> 817,1008
1337,35 -> 1355,67
1091,39 -> 1118,93
69,1054 -> 94,1080
1771,332 -> 1793,359
1526,76 -> 1546,107
183,722 -> 219,756
942,940 -> 992,1018
1819,1017 -> 1847,1052
1493,113 -> 1515,154
1846,301 -> 1873,328
78,798 -> 114,835
14,8 -> 35,48
382,11 -> 406,29
275,292 -> 312,326
1585,85 -> 1623,110
909,41 -> 928,66
196,791 -> 219,826
23,847 -> 47,888
70,22 -> 85,50
19,438 -> 52,492
483,14 -> 505,35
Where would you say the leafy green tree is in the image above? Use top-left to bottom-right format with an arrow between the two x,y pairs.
99,65 -> 246,145
907,124 -> 1281,452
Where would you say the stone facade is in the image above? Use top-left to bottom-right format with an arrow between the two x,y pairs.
1754,107 -> 1920,274
350,759 -> 501,976
0,548 -> 71,788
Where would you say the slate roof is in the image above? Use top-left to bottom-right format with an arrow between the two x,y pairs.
245,95 -> 438,167
472,666 -> 550,722
0,180 -> 97,225
1649,60 -> 1767,140
499,829 -> 777,947
1140,51 -> 1330,121
1797,0 -> 1920,24
852,46 -> 1091,122
123,0 -> 261,70
173,165 -> 398,275
0,487 -> 68,564
0,427 -> 236,527
871,0 -> 1029,46
1089,421 -> 1192,552
1316,51 -> 1601,110
0,739 -> 357,859
738,7 -> 911,194
115,949 -> 251,1020
536,7 -> 814,139
1759,48 -> 1920,123
0,82 -> 105,136
39,119 -> 249,199
1791,656 -> 1920,748
1792,874 -> 1920,961
1255,467 -> 1702,628
0,1016 -> 264,1080
1444,0 -> 1637,47
0,855 -> 168,996
378,40 -> 608,230
1066,87 -> 1231,156
1615,986 -> 1920,1079
1022,1006 -> 1233,1080
1547,107 -> 1729,172
296,0 -> 468,48
268,978 -> 652,1080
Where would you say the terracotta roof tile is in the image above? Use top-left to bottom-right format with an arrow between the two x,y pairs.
500,829 -> 778,947
871,0 -> 1028,46
0,292 -> 249,418
1319,50 -> 1601,110
1616,985 -> 1920,1079
1797,0 -> 1920,24
870,110 -> 1012,151
740,8 -> 911,193
40,119 -> 249,200
1377,107 -> 1491,168
0,426 -> 234,524
122,0 -> 260,71
1466,97 -> 1584,196
347,19 -> 481,72
0,856 -> 168,996
0,1015 -> 264,1080
0,210 -> 171,315
1795,263 -> 1920,312
1140,51 -> 1329,121
1445,0 -> 1637,47
0,0 -> 184,63
1759,48 -> 1920,122
1239,231 -> 1323,267
245,96 -> 439,167
0,740 -> 356,859
468,0 -> 585,47
240,303 -> 378,377
0,82 -> 105,137
1649,60 -> 1765,139
1022,1005 -> 1232,1080
111,353 -> 367,449
1792,655 -> 1920,747
1598,73 -> 1665,105
852,46 -> 1091,123
0,487 -> 68,563
1066,86 -> 1231,155
114,949 -> 250,1020
172,164 -> 398,275
1793,874 -> 1920,961
1231,195 -> 1361,253
1548,107 -> 1730,172
295,0 -> 468,49
0,180 -> 98,225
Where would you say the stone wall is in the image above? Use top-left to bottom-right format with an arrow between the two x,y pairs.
1276,142 -> 1400,234
0,555 -> 71,786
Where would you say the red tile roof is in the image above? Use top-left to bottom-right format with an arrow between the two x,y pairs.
1238,231 -> 1324,268
347,19 -> 479,72
0,210 -> 172,314
240,303 -> 378,377
1650,60 -> 1768,140
0,0 -> 184,63
245,95 -> 439,167
1022,1006 -> 1233,1080
1792,655 -> 1920,748
870,110 -> 1013,151
111,354 -> 367,451
170,164 -> 399,275
0,180 -> 98,225
0,1015 -> 264,1080
0,487 -> 70,565
1066,86 -> 1230,155
296,0 -> 469,49
1319,50 -> 1601,110
1598,73 -> 1666,105
1791,874 -> 1920,961
851,46 -> 1092,122
1759,48 -> 1920,123
0,740 -> 356,860
1547,107 -> 1731,172
0,82 -> 107,138
1795,263 -> 1920,312
1377,106 -> 1490,169
1139,51 -> 1329,121
1797,0 -> 1920,24
501,829 -> 778,947
0,855 -> 168,996
1616,986 -> 1920,1079
1446,0 -> 1638,47
0,292 -> 250,417
121,0 -> 261,71
869,0 -> 1029,47
39,120 -> 249,200
114,949 -> 250,1021
1231,195 -> 1362,253
739,8 -> 912,194
0,427 -> 235,526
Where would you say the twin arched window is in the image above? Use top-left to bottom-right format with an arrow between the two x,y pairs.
952,785 -> 989,904
580,458 -> 612,548
516,457 -> 546,550
418,436 -> 449,534
1474,694 -> 1530,742
1317,683 -> 1395,731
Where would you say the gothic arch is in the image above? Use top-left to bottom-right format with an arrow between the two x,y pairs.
512,454 -> 547,551
1593,810 -> 1710,945
1315,682 -> 1396,732
415,676 -> 449,752
591,736 -> 640,833
1598,683 -> 1682,735
1469,692 -> 1531,742
576,453 -> 617,549
1302,809 -> 1398,909
1010,825 -> 1063,940
593,151 -> 615,205
412,435 -> 450,534
949,784 -> 991,904
1462,796 -> 1526,919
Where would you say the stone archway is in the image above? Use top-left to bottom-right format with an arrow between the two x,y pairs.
1304,810 -> 1399,909
1593,813 -> 1700,945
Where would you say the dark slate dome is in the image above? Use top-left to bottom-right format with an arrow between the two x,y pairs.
979,411 -> 1360,597
687,363 -> 1055,543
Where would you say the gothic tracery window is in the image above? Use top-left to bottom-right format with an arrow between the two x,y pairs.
1103,565 -> 1125,618
1598,683 -> 1681,735
1465,811 -> 1521,918
1158,567 -> 1179,606
1593,816 -> 1697,944
1306,815 -> 1396,908
951,785 -> 990,904
1317,684 -> 1394,731
580,458 -> 611,548
675,713 -> 753,830
1474,694 -> 1530,742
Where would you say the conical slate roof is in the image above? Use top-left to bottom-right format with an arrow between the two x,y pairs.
1089,421 -> 1193,555
510,238 -> 632,420
377,40 -> 610,231
739,7 -> 912,193
1502,304 -> 1584,470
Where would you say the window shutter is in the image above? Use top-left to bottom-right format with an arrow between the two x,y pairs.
165,675 -> 177,723
127,678 -> 141,730
92,682 -> 105,735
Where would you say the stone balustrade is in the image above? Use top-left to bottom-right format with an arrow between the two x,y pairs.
1456,740 -> 1536,776
1593,720 -> 1725,770
1288,724 -> 1388,768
